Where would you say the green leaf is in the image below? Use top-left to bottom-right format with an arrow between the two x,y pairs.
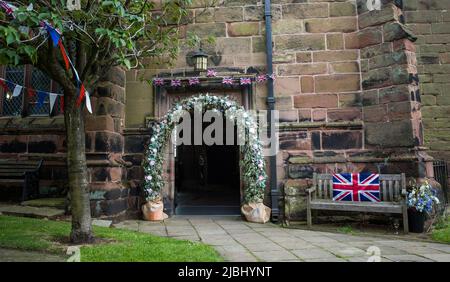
6,32 -> 16,45
123,59 -> 131,69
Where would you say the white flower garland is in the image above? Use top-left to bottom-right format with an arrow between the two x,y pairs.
143,94 -> 267,204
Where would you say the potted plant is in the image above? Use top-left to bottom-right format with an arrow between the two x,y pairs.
142,196 -> 167,221
407,179 -> 440,233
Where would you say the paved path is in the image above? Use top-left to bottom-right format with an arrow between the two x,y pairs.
114,216 -> 450,262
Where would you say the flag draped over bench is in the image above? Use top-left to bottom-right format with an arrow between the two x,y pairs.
332,173 -> 381,202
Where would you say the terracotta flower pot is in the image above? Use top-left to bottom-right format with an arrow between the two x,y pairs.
241,202 -> 271,224
142,200 -> 168,221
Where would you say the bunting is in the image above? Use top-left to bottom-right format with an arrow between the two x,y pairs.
36,91 -> 47,108
12,85 -> 22,97
44,22 -> 91,113
49,93 -> 58,112
0,77 -> 63,113
0,1 -> 92,113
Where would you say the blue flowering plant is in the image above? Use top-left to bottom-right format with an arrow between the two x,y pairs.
407,179 -> 440,213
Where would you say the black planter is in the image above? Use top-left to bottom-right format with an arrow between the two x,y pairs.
408,208 -> 426,233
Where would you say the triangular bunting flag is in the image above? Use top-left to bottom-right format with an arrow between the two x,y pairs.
12,85 -> 22,97
36,91 -> 47,108
58,40 -> 70,71
85,91 -> 92,113
76,84 -> 86,107
6,81 -> 15,91
0,79 -> 7,91
49,93 -> 58,113
27,88 -> 35,98
45,23 -> 61,47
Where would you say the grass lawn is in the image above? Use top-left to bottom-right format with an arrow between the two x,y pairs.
0,215 -> 223,262
432,216 -> 450,244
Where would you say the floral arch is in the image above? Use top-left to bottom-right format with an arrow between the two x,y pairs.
143,94 -> 267,205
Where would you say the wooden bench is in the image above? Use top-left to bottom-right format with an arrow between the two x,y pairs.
306,173 -> 409,233
0,159 -> 43,201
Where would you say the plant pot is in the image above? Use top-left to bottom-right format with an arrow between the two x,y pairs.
408,208 -> 426,233
142,200 -> 168,221
241,202 -> 271,224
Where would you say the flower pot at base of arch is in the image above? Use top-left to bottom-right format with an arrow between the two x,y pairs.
142,200 -> 168,221
241,203 -> 271,224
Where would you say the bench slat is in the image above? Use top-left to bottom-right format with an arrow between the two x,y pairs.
328,179 -> 332,199
0,172 -> 26,177
389,180 -> 394,202
394,180 -> 400,201
318,179 -> 323,198
310,199 -> 403,214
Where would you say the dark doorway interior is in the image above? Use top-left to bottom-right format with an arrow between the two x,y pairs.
174,116 -> 241,215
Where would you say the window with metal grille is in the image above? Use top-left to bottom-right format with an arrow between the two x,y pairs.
2,66 -> 25,116
0,65 -> 63,117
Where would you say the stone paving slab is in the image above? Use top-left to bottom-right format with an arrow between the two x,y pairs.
113,216 -> 450,262
0,204 -> 65,219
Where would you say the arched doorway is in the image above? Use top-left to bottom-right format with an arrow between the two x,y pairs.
143,94 -> 267,216
174,116 -> 241,215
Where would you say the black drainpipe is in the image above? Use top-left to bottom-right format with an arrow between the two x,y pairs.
264,0 -> 279,222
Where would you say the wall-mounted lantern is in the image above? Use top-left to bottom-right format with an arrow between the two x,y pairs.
192,49 -> 208,74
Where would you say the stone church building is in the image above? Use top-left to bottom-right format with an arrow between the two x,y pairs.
0,0 -> 449,222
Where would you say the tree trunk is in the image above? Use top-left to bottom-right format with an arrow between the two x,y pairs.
65,88 -> 94,244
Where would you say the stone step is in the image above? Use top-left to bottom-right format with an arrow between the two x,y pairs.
0,203 -> 65,219
21,198 -> 66,210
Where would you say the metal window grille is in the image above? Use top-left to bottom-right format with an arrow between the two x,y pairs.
2,66 -> 25,116
28,68 -> 51,115
433,160 -> 448,204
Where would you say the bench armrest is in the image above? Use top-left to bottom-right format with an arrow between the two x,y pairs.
306,187 -> 316,194
401,188 -> 407,197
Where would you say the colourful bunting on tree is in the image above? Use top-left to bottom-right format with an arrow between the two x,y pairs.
36,91 -> 47,108
12,85 -> 22,97
49,93 -> 58,113
27,88 -> 35,98
58,40 -> 70,71
0,79 -> 7,91
0,1 -> 16,18
0,2 -> 93,113
76,84 -> 86,107
0,78 -> 63,114
44,22 -> 61,47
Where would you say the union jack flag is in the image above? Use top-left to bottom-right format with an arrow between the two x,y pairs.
222,77 -> 233,85
240,78 -> 252,85
153,78 -> 165,86
170,79 -> 181,87
332,173 -> 381,202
